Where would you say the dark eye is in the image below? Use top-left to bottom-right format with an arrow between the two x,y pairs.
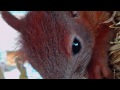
72,38 -> 81,55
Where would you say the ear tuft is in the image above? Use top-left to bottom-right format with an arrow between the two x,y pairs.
1,11 -> 22,32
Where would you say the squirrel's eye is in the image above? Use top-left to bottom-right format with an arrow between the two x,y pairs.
72,38 -> 81,55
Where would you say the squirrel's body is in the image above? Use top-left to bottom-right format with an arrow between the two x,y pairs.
2,11 -> 114,79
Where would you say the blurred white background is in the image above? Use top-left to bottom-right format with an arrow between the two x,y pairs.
0,11 -> 42,79
0,11 -> 28,51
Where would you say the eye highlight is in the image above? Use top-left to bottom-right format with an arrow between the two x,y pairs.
72,38 -> 81,55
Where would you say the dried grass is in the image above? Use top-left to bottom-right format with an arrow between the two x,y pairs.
104,11 -> 120,79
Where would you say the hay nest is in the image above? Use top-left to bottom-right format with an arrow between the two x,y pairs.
104,11 -> 120,79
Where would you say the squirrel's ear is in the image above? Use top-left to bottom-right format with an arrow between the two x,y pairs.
1,11 -> 23,33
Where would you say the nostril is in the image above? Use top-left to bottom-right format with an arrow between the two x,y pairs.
72,11 -> 79,18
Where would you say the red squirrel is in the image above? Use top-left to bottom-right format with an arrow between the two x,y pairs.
1,11 -> 114,79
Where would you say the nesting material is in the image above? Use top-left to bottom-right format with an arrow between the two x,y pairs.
109,31 -> 120,79
104,11 -> 120,79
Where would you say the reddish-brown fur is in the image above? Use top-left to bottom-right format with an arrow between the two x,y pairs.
1,11 -> 114,79
73,11 -> 114,79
